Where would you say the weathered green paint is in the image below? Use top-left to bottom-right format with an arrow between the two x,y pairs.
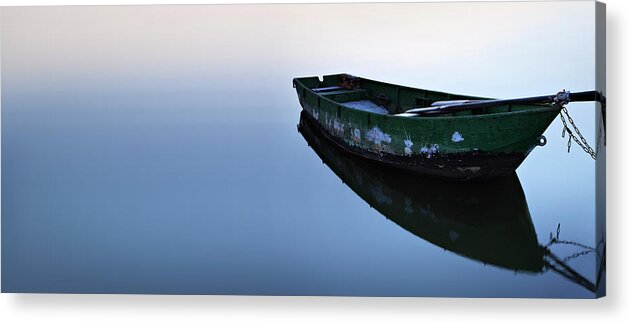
293,74 -> 561,159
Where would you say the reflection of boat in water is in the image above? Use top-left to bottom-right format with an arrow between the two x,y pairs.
293,73 -> 605,180
298,110 -> 543,273
298,110 -> 603,293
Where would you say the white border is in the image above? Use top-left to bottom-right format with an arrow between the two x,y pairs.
1,0 -> 629,323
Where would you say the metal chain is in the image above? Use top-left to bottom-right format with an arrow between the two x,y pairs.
545,223 -> 596,262
561,249 -> 595,263
547,238 -> 596,251
546,224 -> 596,251
559,106 -> 597,160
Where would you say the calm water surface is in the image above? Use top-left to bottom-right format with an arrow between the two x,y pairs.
1,87 -> 604,297
1,3 -> 604,297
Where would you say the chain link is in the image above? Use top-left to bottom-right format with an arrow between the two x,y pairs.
559,106 -> 597,160
561,249 -> 595,263
545,223 -> 596,264
546,223 -> 596,251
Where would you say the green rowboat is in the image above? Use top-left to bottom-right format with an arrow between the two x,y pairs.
292,73 -> 600,180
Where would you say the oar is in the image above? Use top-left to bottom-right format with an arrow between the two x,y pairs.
396,90 -> 606,117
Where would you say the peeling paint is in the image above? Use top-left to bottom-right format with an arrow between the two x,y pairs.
352,128 -> 361,143
333,119 -> 344,135
419,144 -> 440,158
404,135 -> 414,156
451,131 -> 464,143
365,126 -> 392,145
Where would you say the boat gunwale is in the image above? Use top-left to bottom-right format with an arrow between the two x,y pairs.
293,75 -> 560,120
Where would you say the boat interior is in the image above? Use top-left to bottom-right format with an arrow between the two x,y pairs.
294,74 -> 546,117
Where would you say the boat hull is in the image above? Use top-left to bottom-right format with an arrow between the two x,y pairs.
300,109 -> 529,179
294,74 -> 562,180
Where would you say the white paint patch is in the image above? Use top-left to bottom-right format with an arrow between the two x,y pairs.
419,144 -> 440,158
365,126 -> 392,145
404,135 -> 414,156
312,109 -> 319,119
333,119 -> 344,135
352,128 -> 361,142
451,131 -> 464,142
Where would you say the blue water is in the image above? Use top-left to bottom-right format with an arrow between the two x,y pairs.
1,3 -> 604,297
0,87 -> 605,297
